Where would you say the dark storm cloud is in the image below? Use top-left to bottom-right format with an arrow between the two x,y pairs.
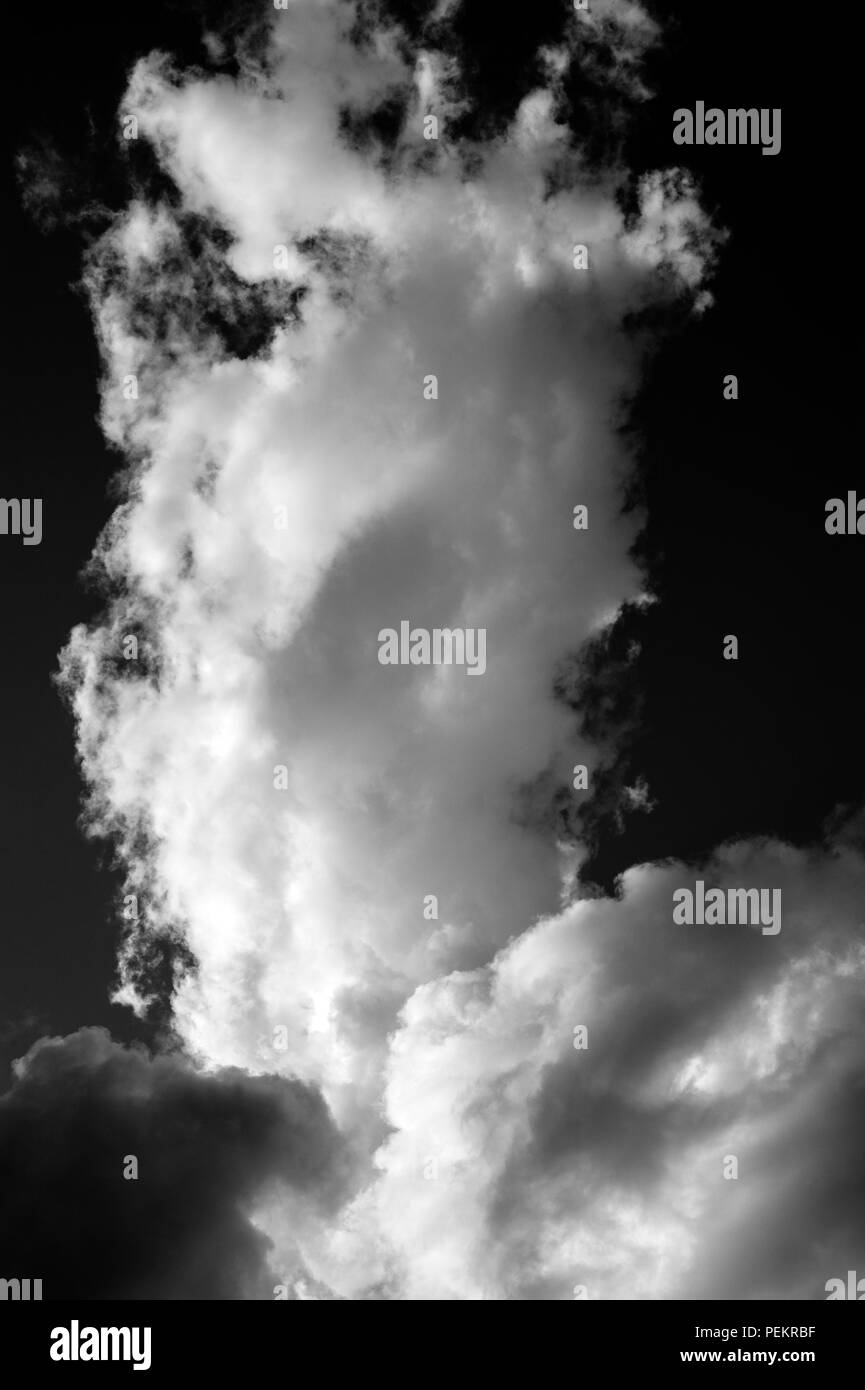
0,1027 -> 348,1299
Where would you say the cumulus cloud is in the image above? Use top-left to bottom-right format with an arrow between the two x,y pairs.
60,0 -> 717,1085
307,837 -> 864,1300
46,0 -> 863,1300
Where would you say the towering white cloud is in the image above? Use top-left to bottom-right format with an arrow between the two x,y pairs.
59,0 -> 863,1300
